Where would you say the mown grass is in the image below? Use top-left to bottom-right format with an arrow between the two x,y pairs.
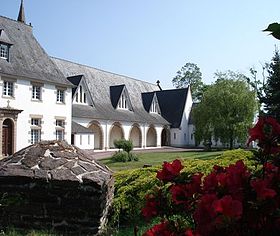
100,150 -> 223,171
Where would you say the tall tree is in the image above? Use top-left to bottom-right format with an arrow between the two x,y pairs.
193,71 -> 257,149
261,50 -> 280,122
172,63 -> 204,101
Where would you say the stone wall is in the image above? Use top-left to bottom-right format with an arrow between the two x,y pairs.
0,141 -> 114,235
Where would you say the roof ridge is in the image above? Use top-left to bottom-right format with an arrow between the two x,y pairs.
156,86 -> 189,92
50,56 -> 158,87
0,15 -> 32,28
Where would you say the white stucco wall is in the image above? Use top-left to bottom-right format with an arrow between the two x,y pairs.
170,87 -> 193,147
73,117 -> 165,150
73,133 -> 94,149
0,76 -> 72,151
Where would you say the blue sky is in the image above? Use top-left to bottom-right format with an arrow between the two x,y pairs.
2,0 -> 280,89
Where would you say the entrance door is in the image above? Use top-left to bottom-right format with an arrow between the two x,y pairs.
2,119 -> 13,156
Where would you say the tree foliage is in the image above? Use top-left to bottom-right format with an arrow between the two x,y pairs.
261,50 -> 280,122
172,62 -> 204,101
263,22 -> 280,40
193,71 -> 257,149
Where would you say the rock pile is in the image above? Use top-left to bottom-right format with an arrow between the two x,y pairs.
0,141 -> 114,235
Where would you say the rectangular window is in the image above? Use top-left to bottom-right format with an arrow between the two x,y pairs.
184,133 -> 187,141
32,85 -> 41,100
56,130 -> 64,141
55,119 -> 65,141
56,119 -> 64,128
56,89 -> 65,103
31,118 -> 41,126
174,133 -> 176,140
0,44 -> 8,60
30,118 -> 41,144
31,129 -> 41,144
3,81 -> 13,96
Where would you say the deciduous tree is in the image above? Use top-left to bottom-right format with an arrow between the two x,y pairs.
193,71 -> 257,149
172,62 -> 204,101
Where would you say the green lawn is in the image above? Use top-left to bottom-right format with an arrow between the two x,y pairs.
100,150 -> 223,171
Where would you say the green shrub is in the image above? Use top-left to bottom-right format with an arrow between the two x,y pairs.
114,139 -> 126,150
113,139 -> 133,154
110,149 -> 257,226
112,151 -> 129,162
128,153 -> 138,161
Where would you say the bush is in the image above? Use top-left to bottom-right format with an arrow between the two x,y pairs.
128,153 -> 138,161
109,149 -> 256,227
112,151 -> 129,162
113,139 -> 133,154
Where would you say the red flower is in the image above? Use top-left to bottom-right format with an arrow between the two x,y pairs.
143,221 -> 175,236
251,179 -> 277,200
212,195 -> 243,219
142,194 -> 160,219
247,117 -> 280,154
156,159 -> 183,182
194,194 -> 218,234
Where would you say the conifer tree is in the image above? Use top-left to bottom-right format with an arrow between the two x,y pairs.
262,50 -> 280,122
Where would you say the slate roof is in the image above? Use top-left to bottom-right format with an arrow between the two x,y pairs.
142,92 -> 155,112
51,57 -> 169,125
67,75 -> 83,97
156,87 -> 189,128
0,16 -> 71,87
110,84 -> 125,108
72,121 -> 94,134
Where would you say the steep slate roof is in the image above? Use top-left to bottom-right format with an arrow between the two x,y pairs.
142,92 -> 155,112
72,121 -> 94,134
67,75 -> 83,97
110,84 -> 125,108
156,87 -> 189,128
0,16 -> 71,87
0,29 -> 13,45
51,57 -> 169,125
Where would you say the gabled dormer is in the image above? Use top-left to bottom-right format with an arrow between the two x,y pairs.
150,93 -> 161,114
110,84 -> 133,111
67,75 -> 93,106
142,92 -> 161,114
0,29 -> 13,61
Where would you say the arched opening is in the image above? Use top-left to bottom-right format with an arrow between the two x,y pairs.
109,123 -> 124,148
88,121 -> 103,150
129,124 -> 142,148
161,127 -> 170,146
146,126 -> 157,147
2,118 -> 14,156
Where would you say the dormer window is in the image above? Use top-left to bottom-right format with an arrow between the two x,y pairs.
149,94 -> 160,114
74,85 -> 88,105
118,93 -> 128,109
150,100 -> 158,113
0,43 -> 9,60
110,84 -> 133,111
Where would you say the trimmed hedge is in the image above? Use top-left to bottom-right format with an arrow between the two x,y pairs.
110,149 -> 257,225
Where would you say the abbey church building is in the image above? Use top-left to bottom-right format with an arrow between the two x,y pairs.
0,2 -> 195,157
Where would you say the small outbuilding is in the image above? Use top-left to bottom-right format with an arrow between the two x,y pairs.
0,141 -> 114,235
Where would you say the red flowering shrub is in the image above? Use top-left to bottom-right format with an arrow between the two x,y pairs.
142,117 -> 280,235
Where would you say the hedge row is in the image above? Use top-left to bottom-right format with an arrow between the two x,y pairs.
110,149 -> 256,225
